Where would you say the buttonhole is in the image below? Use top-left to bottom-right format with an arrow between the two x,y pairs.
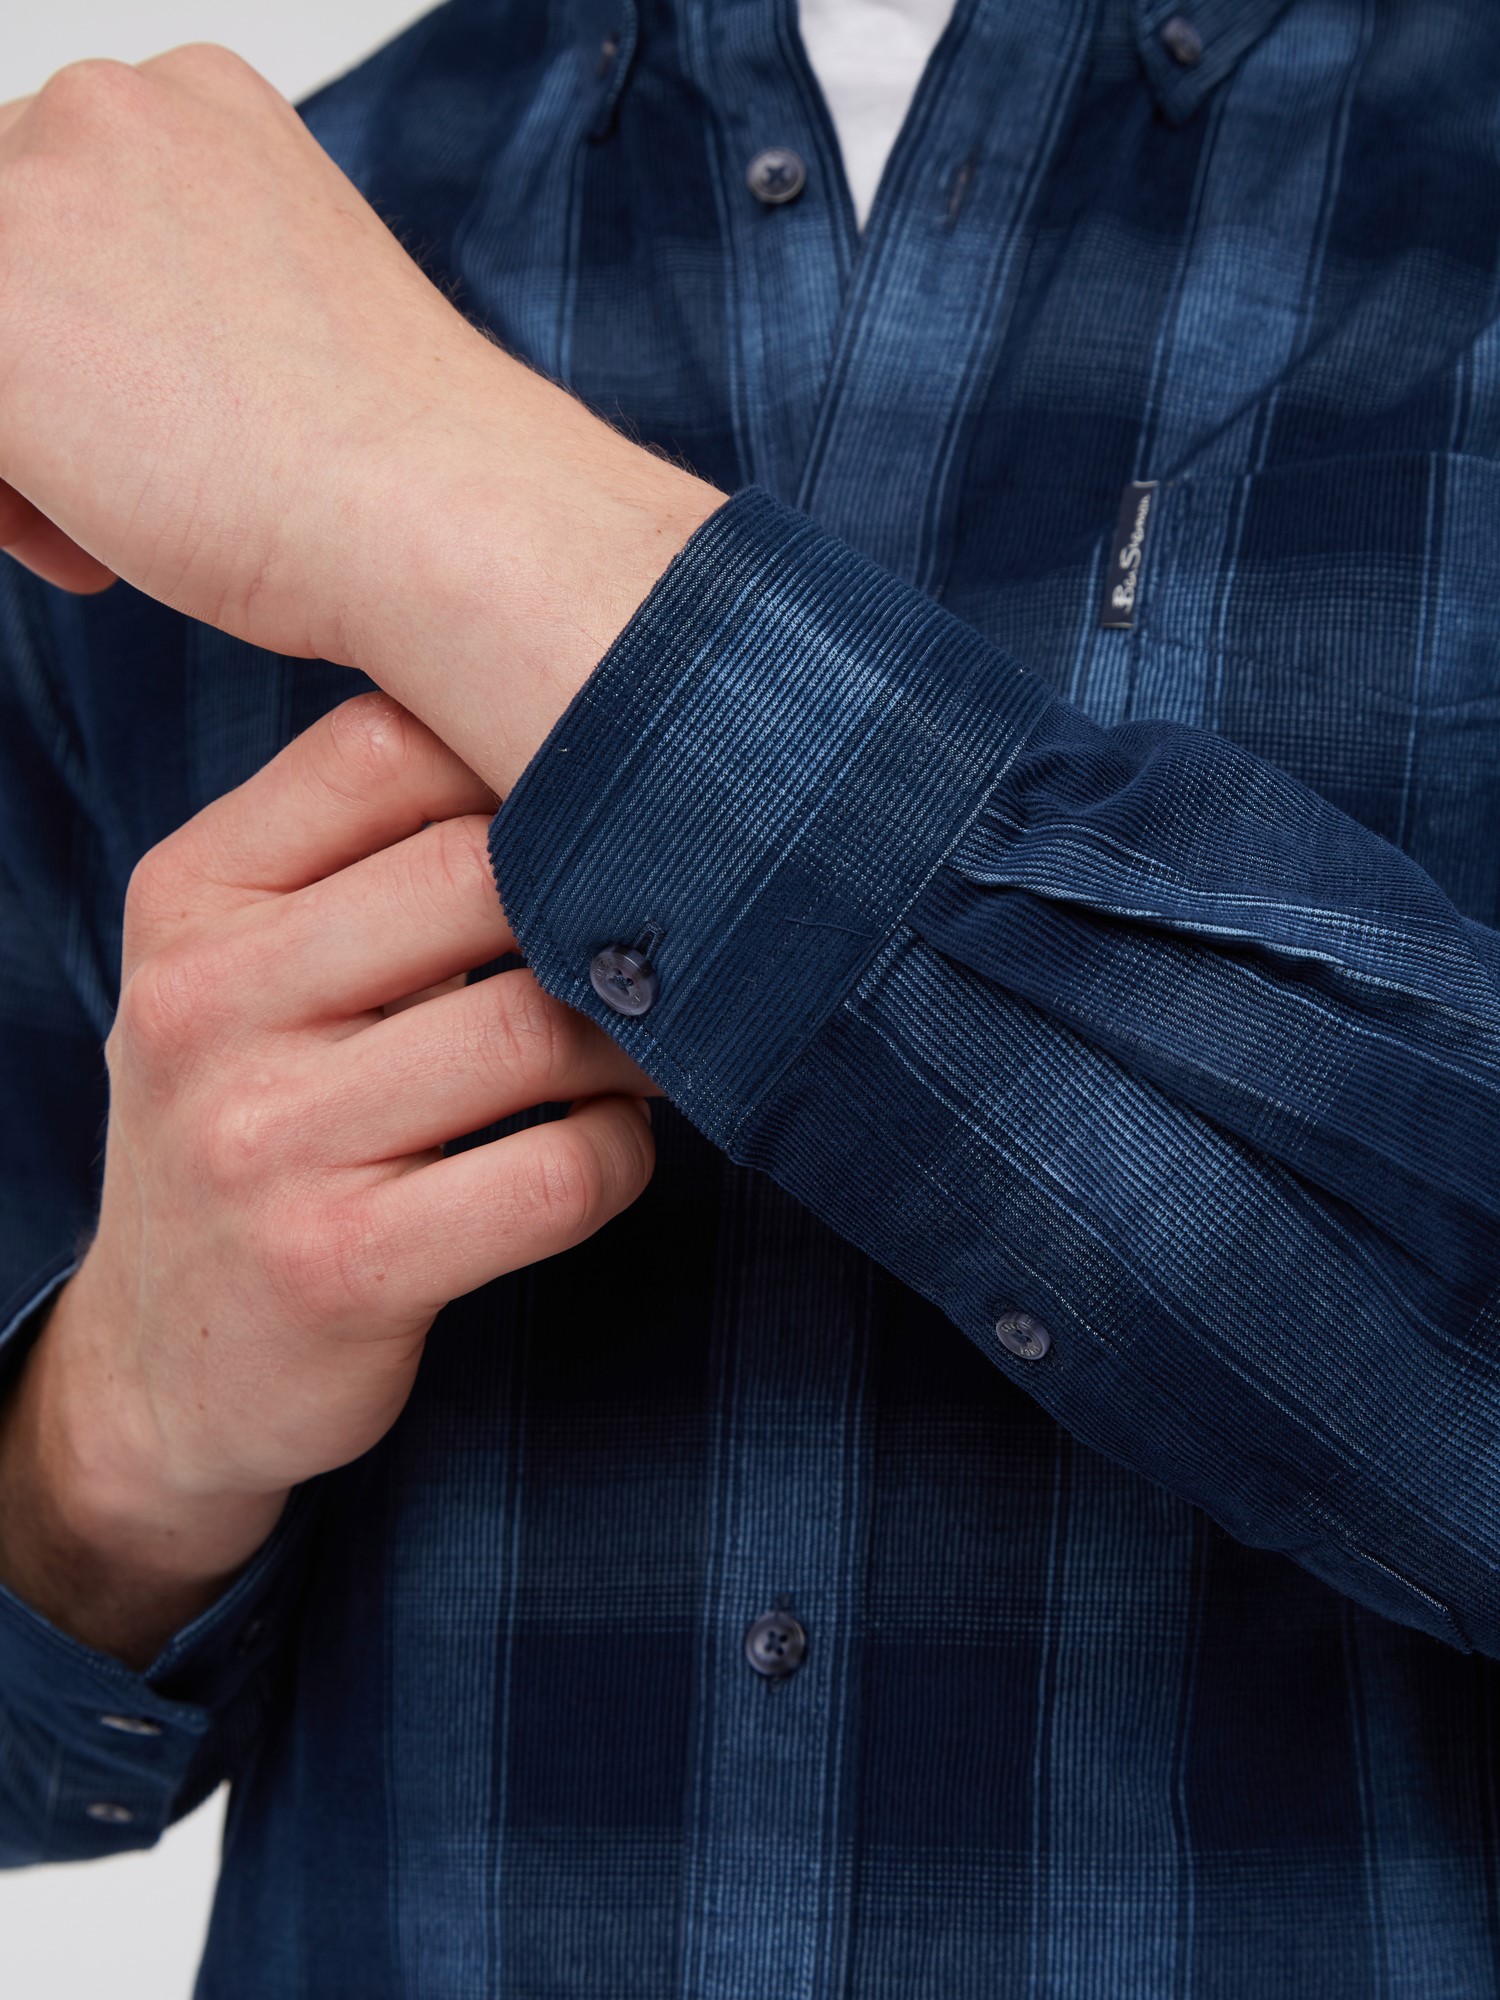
945,148 -> 979,228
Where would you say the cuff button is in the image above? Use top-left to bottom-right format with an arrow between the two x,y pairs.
85,1802 -> 136,1825
589,927 -> 663,1017
994,1311 -> 1051,1361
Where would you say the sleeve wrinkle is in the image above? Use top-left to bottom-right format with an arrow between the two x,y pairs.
486,484 -> 1500,1655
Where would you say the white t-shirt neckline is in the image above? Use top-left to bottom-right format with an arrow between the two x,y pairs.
797,0 -> 961,230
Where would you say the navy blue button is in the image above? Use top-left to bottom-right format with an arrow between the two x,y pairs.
994,1311 -> 1051,1361
590,944 -> 660,1017
1160,14 -> 1203,66
744,1607 -> 808,1678
746,147 -> 806,205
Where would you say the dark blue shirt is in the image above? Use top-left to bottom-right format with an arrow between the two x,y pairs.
4,0 -> 1500,1991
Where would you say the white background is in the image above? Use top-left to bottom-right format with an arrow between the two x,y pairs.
0,13 -> 436,1993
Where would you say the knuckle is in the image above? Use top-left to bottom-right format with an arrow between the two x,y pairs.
40,57 -> 148,119
322,691 -> 419,798
158,41 -> 246,77
195,1090 -> 287,1193
424,813 -> 493,908
115,946 -> 221,1067
597,1105 -> 657,1213
518,1129 -> 602,1242
259,1201 -> 352,1318
308,1197 -> 392,1319
616,1107 -> 657,1199
476,974 -> 565,1091
389,815 -> 497,940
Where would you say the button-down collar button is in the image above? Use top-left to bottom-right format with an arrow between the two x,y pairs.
746,147 -> 807,206
85,1802 -> 136,1825
589,944 -> 660,1017
994,1310 -> 1051,1361
1159,14 -> 1203,66
744,1607 -> 808,1678
98,1714 -> 163,1738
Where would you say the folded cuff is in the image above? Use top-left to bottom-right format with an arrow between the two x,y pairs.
488,484 -> 1054,1146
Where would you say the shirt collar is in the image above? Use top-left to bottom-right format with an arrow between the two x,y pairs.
1135,0 -> 1298,124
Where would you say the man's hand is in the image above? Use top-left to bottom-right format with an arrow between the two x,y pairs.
0,45 -> 723,792
0,693 -> 658,1667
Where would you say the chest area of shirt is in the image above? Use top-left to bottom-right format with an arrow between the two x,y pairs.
390,0 -> 1500,916
138,0 -> 1500,934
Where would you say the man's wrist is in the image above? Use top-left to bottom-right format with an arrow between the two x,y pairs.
0,1269 -> 288,1669
338,341 -> 726,799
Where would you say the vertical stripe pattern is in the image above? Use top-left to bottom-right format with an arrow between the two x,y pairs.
2,4 -> 1500,1997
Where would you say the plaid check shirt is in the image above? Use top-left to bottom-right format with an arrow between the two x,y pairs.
3,0 -> 1500,1992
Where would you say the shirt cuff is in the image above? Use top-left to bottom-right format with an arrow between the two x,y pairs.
0,1259 -> 316,1860
487,484 -> 1055,1143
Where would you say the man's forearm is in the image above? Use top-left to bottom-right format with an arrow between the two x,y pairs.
337,350 -> 726,800
0,1272 -> 287,1672
0,50 -> 726,790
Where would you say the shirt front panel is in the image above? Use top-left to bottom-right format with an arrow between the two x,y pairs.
247,1 -> 1500,1989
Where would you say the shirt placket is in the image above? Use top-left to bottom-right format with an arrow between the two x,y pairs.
675,1169 -> 879,2000
668,4 -> 1102,1996
797,0 -> 1103,591
675,0 -> 856,500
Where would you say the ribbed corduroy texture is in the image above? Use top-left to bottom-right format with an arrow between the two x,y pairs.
3,0 -> 1500,1993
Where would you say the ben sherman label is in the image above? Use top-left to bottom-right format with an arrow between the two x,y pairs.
1098,479 -> 1159,629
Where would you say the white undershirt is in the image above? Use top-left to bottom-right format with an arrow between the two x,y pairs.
798,0 -> 960,229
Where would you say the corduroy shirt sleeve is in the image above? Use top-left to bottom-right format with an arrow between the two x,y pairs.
489,484 -> 1500,1661
0,1252 -> 319,1873
0,1283 -> 316,1870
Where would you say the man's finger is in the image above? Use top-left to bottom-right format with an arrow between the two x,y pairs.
349,1095 -> 656,1318
128,693 -> 499,958
247,811 -> 514,1024
318,969 -> 656,1164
